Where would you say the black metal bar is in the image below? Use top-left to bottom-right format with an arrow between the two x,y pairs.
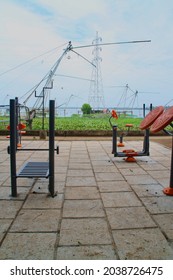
16,148 -> 51,151
142,129 -> 150,155
143,104 -> 146,118
10,99 -> 17,197
112,125 -> 118,156
16,148 -> 58,151
49,100 -> 55,197
169,136 -> 173,188
15,97 -> 19,147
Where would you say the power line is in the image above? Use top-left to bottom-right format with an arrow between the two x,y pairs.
0,42 -> 68,77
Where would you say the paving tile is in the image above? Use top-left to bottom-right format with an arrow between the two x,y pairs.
106,207 -> 156,229
0,155 -> 9,162
55,173 -> 66,181
139,163 -> 167,171
0,139 -> 173,261
119,168 -> 147,176
32,180 -> 65,194
93,165 -> 119,172
124,174 -> 158,185
23,193 -> 64,209
59,218 -> 112,246
66,177 -> 97,187
65,187 -> 100,199
131,184 -> 164,197
92,160 -> 114,166
63,200 -> 105,218
155,177 -> 169,187
0,201 -> 23,219
70,152 -> 88,157
152,214 -> 173,240
56,245 -> 118,260
54,166 -> 67,173
151,156 -> 170,162
89,155 -> 110,161
68,163 -> 92,170
0,219 -> 13,243
95,172 -> 124,181
67,170 -> 94,177
112,228 -> 173,259
98,181 -> 132,192
141,196 -> 173,214
0,173 -> 9,182
0,166 -> 10,172
0,186 -> 31,200
101,192 -> 142,207
3,177 -> 34,187
0,232 -> 56,259
147,170 -> 170,179
113,161 -> 139,169
10,209 -> 61,232
69,158 -> 90,163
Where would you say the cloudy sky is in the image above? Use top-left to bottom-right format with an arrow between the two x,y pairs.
1,0 -> 173,111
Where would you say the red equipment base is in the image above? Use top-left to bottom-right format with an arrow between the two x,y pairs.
125,156 -> 136,162
118,142 -> 125,147
163,187 -> 173,196
123,149 -> 137,162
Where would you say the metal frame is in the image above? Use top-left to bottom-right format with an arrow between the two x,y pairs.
112,124 -> 150,160
110,105 -> 164,162
9,99 -> 57,197
150,109 -> 173,195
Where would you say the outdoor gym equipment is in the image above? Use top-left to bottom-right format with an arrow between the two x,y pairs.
7,122 -> 26,148
6,97 -> 27,147
109,110 -> 133,148
117,124 -> 134,147
110,106 -> 164,162
150,106 -> 173,196
8,99 -> 58,198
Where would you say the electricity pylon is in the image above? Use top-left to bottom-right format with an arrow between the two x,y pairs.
89,32 -> 105,110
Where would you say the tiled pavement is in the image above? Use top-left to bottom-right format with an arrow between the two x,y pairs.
0,138 -> 173,260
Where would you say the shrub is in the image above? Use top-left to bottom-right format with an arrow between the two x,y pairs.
81,103 -> 92,115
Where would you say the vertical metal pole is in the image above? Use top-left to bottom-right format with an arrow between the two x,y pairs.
163,136 -> 173,195
169,136 -> 173,188
10,99 -> 17,197
49,100 -> 55,197
15,97 -> 19,147
143,128 -> 150,155
42,89 -> 45,130
112,125 -> 118,156
143,104 -> 145,118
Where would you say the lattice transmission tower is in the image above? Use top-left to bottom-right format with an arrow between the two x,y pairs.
88,32 -> 105,109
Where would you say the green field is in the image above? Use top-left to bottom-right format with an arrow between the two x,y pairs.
0,114 -> 142,131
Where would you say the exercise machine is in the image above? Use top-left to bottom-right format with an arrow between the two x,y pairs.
110,106 -> 164,162
150,106 -> 173,195
8,99 -> 58,198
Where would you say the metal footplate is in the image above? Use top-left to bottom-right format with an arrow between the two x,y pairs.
17,162 -> 49,178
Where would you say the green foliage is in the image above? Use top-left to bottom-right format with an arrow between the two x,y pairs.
0,114 -> 143,131
28,115 -> 142,131
81,103 -> 92,115
0,116 -> 9,130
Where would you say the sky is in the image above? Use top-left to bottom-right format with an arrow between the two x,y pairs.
1,0 -> 173,113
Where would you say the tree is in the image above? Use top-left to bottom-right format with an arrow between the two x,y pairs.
81,103 -> 92,115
